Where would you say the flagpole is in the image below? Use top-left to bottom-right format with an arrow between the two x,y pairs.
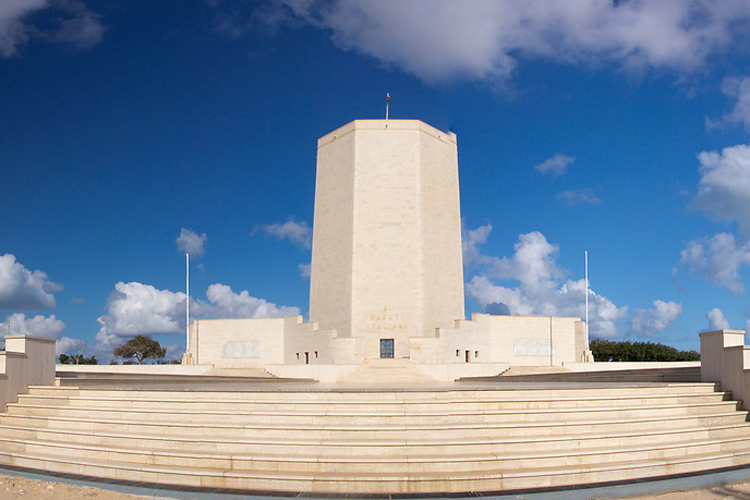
186,253 -> 190,354
385,92 -> 390,120
584,250 -> 589,348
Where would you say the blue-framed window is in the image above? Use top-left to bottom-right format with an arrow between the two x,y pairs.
380,339 -> 394,358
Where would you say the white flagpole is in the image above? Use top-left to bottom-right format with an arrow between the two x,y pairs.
585,250 -> 589,348
186,253 -> 190,354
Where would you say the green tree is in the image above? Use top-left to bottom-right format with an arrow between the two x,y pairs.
113,335 -> 166,364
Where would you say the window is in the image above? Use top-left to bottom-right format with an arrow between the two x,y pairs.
380,339 -> 394,359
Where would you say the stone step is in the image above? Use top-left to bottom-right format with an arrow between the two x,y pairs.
16,391 -> 731,411
0,410 -> 745,441
1,441 -> 750,494
4,381 -> 750,495
1,420 -> 748,457
5,430 -> 750,474
6,399 -> 740,425
26,383 -> 722,400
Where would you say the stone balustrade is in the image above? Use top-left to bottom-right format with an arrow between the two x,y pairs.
0,335 -> 56,411
700,329 -> 750,409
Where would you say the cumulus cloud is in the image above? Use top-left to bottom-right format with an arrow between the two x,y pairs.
462,223 -> 495,269
264,0 -> 750,84
93,281 -> 300,354
56,336 -> 86,356
0,254 -> 61,310
708,77 -> 750,131
298,262 -> 311,279
692,143 -> 750,237
535,154 -> 575,176
629,300 -> 682,335
680,233 -> 750,295
199,283 -> 301,319
0,0 -> 104,58
2,312 -> 83,357
465,229 -> 629,338
208,0 -> 301,39
0,0 -> 46,57
100,282 -> 186,338
164,343 -> 184,361
4,312 -> 65,337
556,189 -> 602,206
176,228 -> 207,257
255,219 -> 312,249
706,307 -> 730,331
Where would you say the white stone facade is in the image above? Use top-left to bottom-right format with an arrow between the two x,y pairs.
187,119 -> 591,380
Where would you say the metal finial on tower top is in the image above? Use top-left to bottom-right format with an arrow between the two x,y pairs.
385,92 -> 390,120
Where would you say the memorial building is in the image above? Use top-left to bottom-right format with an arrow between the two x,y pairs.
0,119 -> 743,497
185,119 -> 592,380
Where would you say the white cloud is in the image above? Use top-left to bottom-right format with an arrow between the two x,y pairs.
93,281 -> 300,354
462,223 -> 494,268
56,336 -> 86,356
707,307 -> 730,331
4,312 -> 65,337
680,233 -> 750,295
0,254 -> 61,310
0,0 -> 104,58
0,0 -> 46,57
692,143 -> 750,237
708,76 -> 750,131
256,219 -> 312,249
199,283 -> 301,319
45,0 -> 105,50
465,229 -> 629,338
535,153 -> 575,176
271,1 -> 750,84
629,300 -> 682,335
3,312 -> 82,357
176,228 -> 207,257
556,189 -> 602,206
164,343 -> 184,361
99,282 -> 186,337
298,262 -> 311,279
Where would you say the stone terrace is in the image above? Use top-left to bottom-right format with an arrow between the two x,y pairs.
0,366 -> 748,496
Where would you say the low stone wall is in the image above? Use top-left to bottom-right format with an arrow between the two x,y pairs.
56,364 -> 213,375
0,335 -> 56,410
565,361 -> 701,372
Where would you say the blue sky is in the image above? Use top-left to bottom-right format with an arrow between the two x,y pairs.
3,0 -> 750,360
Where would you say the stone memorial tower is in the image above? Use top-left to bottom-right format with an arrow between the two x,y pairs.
188,118 -> 588,375
309,120 -> 465,359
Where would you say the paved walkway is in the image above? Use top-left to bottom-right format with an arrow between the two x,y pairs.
4,465 -> 750,500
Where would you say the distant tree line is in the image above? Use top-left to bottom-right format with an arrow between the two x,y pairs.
590,339 -> 700,362
58,353 -> 98,365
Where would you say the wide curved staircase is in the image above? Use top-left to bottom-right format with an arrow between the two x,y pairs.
0,378 -> 749,495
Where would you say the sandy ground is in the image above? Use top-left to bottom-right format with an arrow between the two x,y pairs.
0,474 -> 162,500
3,473 -> 750,500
